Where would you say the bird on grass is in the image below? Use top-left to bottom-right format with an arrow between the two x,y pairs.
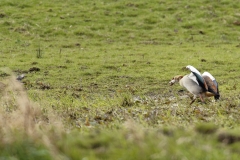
169,65 -> 220,105
16,74 -> 25,81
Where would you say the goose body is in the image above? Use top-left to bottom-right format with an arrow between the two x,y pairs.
169,65 -> 220,104
179,75 -> 204,96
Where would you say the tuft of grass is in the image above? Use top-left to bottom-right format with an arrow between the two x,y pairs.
195,123 -> 218,134
218,130 -> 240,145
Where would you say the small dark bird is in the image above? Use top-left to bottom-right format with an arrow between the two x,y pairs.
16,74 -> 25,81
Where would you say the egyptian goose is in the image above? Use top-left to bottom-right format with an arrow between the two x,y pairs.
169,65 -> 220,104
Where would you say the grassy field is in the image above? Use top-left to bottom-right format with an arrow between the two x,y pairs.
1,0 -> 240,159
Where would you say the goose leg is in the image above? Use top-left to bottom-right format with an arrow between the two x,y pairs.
190,95 -> 197,105
190,98 -> 196,105
199,94 -> 205,103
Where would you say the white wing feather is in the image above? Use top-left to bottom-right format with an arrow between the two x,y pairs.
186,65 -> 202,76
202,72 -> 215,81
187,72 -> 199,85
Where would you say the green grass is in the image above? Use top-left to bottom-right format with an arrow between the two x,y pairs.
0,0 -> 240,159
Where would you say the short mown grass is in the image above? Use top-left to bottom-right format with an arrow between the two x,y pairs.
0,0 -> 240,159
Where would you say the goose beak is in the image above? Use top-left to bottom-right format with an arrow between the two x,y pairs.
169,80 -> 175,86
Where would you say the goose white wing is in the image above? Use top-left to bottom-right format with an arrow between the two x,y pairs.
186,65 -> 208,90
187,72 -> 199,85
186,65 -> 202,76
202,72 -> 215,81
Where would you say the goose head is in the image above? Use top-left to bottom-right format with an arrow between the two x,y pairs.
169,75 -> 183,86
